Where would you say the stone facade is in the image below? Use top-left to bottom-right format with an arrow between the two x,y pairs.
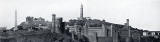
65,18 -> 143,42
63,4 -> 144,42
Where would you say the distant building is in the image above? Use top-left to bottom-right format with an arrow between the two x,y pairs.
144,31 -> 160,36
19,16 -> 50,30
141,31 -> 160,42
0,14 -> 74,42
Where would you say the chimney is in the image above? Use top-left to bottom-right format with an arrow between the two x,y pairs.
51,14 -> 56,33
124,19 -> 129,26
126,19 -> 129,26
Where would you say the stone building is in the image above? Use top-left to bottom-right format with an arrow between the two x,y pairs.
0,14 -> 79,42
141,31 -> 160,42
65,4 -> 143,42
65,18 -> 143,42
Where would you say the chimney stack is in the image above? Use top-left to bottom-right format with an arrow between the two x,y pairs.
126,19 -> 129,26
125,19 -> 129,26
51,14 -> 56,33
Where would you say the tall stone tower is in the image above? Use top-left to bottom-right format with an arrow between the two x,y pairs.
126,19 -> 130,37
126,19 -> 131,42
80,3 -> 84,20
14,10 -> 18,30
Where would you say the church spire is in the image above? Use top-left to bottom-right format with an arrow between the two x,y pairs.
80,3 -> 84,20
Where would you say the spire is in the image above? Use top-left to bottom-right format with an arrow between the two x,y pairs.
80,3 -> 84,20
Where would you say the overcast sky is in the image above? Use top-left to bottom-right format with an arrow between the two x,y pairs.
0,0 -> 160,31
